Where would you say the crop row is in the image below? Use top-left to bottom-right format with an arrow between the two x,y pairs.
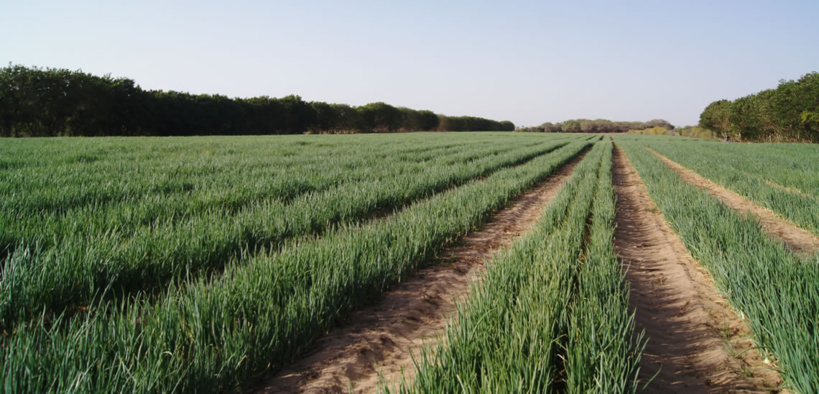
1,136 -> 581,330
0,139 -> 592,392
0,140 -> 537,254
0,135 -> 545,248
621,135 -> 818,235
398,139 -> 642,392
616,137 -> 819,393
2,137 -> 514,219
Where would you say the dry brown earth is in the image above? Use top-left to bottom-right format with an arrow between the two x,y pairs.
613,146 -> 783,393
257,151 -> 588,393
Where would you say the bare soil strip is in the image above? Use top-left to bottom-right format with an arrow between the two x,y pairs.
612,147 -> 782,393
257,151 -> 588,394
648,148 -> 819,256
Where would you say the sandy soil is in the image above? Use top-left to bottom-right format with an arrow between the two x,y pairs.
612,146 -> 783,393
648,148 -> 818,257
256,151 -> 589,393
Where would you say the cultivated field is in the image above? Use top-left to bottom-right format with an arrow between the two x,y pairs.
1,133 -> 817,392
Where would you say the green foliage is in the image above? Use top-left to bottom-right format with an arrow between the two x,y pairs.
0,64 -> 145,136
0,133 -> 584,392
356,102 -> 402,132
626,126 -> 671,135
616,135 -> 819,392
626,126 -> 715,139
675,125 -> 715,138
699,72 -> 819,142
519,118 -> 673,133
397,140 -> 642,393
800,110 -> 819,129
699,99 -> 733,139
635,135 -> 819,235
0,135 -> 573,329
0,65 -> 513,136
437,114 -> 515,131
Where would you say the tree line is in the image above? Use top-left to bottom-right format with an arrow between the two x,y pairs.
0,65 -> 514,137
699,72 -> 818,142
518,118 -> 673,133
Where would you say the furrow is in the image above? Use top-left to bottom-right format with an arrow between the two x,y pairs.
612,145 -> 781,392
257,146 -> 590,394
647,148 -> 819,257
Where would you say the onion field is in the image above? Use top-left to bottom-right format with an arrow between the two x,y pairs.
614,135 -> 819,393
626,135 -> 819,235
1,133 -> 817,392
400,139 -> 643,393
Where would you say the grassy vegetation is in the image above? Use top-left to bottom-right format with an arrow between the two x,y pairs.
616,136 -> 819,393
395,140 -> 642,393
626,125 -> 714,139
4,132 -> 816,392
0,134 -> 580,331
626,126 -> 673,135
1,134 -> 591,392
624,135 -> 819,235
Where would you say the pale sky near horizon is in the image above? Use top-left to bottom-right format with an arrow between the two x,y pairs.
2,0 -> 817,128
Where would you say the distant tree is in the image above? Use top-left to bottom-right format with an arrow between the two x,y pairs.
397,107 -> 423,132
395,108 -> 439,132
729,94 -> 772,141
356,102 -> 401,132
309,101 -> 337,132
535,118 -> 674,134
331,104 -> 359,132
696,72 -> 818,142
0,64 -> 516,137
699,100 -> 733,139
499,120 -> 515,131
801,110 -> 819,137
561,119 -> 581,133
541,122 -> 561,133
645,119 -> 674,130
417,110 -> 439,131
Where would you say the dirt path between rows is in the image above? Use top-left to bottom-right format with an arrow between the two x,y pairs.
256,151 -> 588,394
612,146 -> 782,393
648,149 -> 819,257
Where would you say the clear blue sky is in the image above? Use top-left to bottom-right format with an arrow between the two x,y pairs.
2,0 -> 817,128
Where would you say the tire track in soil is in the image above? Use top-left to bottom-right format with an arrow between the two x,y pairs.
612,146 -> 783,393
647,148 -> 819,257
255,149 -> 590,394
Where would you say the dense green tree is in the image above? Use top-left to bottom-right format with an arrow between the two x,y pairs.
356,102 -> 401,132
699,100 -> 733,139
417,110 -> 440,131
499,121 -> 515,131
394,108 -> 440,132
0,64 -> 514,137
699,72 -> 818,142
561,119 -> 581,133
435,115 -> 513,132
521,118 -> 674,134
397,107 -> 422,132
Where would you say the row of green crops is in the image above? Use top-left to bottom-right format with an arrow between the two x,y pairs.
0,135 -> 545,250
1,137 -> 593,392
396,139 -> 643,393
615,137 -> 819,393
619,135 -> 819,235
0,134 -> 584,330
1,134 -> 557,258
2,136 -> 524,222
